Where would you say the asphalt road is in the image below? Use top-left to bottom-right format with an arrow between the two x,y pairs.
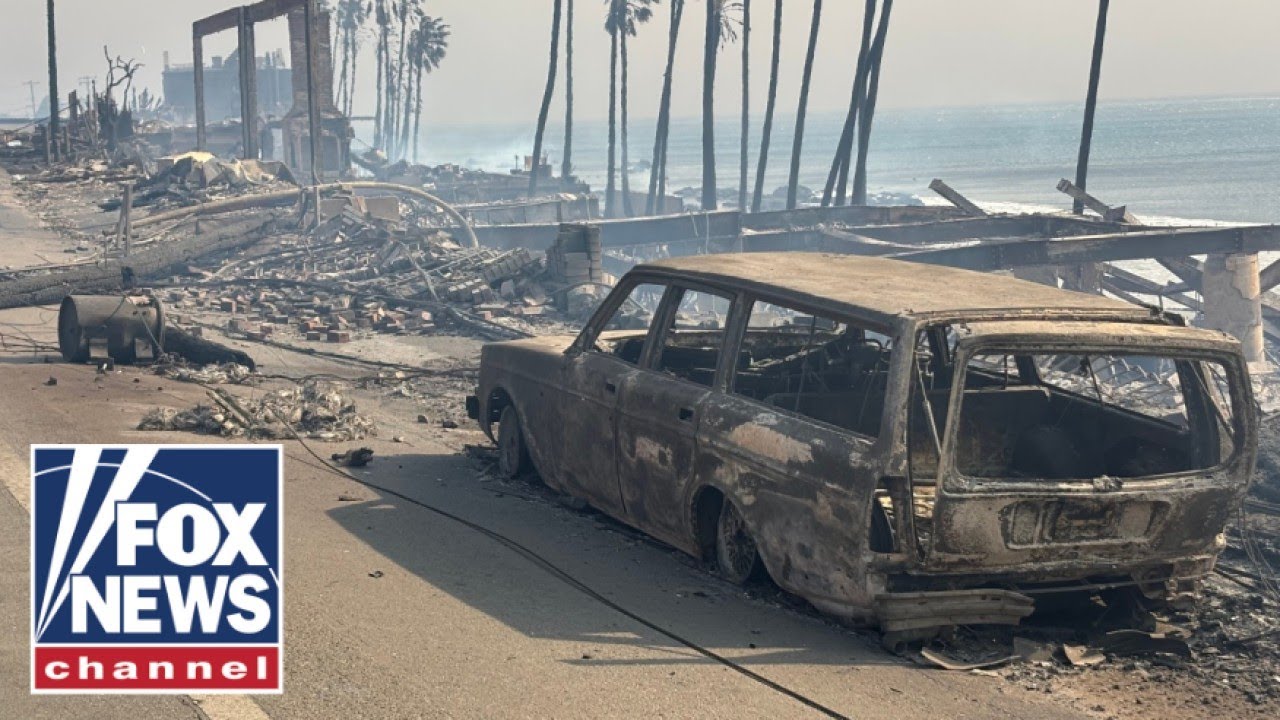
0,349 -> 1089,720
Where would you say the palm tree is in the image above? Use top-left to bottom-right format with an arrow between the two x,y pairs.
822,0 -> 875,207
398,8 -> 425,158
646,0 -> 686,215
750,0 -> 782,213
701,1 -> 742,212
852,0 -> 893,205
604,0 -> 657,218
786,0 -> 822,210
738,0 -> 750,211
335,0 -> 368,119
562,0 -> 575,184
409,15 -> 449,163
391,0 -> 414,157
530,0 -> 564,198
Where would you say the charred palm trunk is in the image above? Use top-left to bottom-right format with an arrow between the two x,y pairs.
852,0 -> 893,206
700,0 -> 720,211
412,60 -> 424,163
738,0 -> 751,211
606,28 -> 619,218
562,0 -> 575,184
751,0 -> 782,213
786,0 -> 822,210
1074,0 -> 1110,214
823,0 -> 875,207
647,0 -> 684,215
530,0 -> 563,198
620,30 -> 635,217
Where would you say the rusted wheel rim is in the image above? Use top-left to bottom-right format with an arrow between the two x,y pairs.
716,500 -> 759,584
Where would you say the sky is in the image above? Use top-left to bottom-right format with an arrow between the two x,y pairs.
2,1 -> 1279,125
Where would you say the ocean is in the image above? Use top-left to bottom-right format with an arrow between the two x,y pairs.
388,95 -> 1280,225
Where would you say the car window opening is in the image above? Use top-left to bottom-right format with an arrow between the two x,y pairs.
731,300 -> 894,439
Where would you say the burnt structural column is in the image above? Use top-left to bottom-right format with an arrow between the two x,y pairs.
1073,0 -> 1109,215
237,7 -> 260,159
194,28 -> 206,151
1202,253 -> 1266,369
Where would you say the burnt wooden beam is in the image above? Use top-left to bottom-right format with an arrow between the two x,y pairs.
1057,178 -> 1136,223
895,225 -> 1280,272
928,179 -> 986,217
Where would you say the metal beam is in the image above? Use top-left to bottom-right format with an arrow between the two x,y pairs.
894,226 -> 1280,272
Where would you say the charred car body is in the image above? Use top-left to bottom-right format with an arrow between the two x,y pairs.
468,253 -> 1256,640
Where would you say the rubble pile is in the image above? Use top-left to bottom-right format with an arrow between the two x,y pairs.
139,380 -> 376,441
153,358 -> 256,385
100,152 -> 297,213
157,192 -> 583,343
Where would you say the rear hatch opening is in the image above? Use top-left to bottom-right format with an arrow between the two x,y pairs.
896,321 -> 1253,591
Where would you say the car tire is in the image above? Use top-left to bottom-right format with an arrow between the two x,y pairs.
497,404 -> 532,479
715,498 -> 764,585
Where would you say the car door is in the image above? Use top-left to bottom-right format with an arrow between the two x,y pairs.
693,297 -> 890,606
615,284 -> 737,544
557,279 -> 670,516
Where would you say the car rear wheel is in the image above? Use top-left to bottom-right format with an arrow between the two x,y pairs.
715,498 -> 764,585
497,405 -> 532,479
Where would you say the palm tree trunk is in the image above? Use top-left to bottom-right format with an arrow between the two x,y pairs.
786,0 -> 823,210
606,28 -> 619,218
738,0 -> 751,211
392,1 -> 410,158
620,30 -> 635,217
647,0 -> 684,215
562,0 -> 574,184
751,0 -> 782,213
700,0 -> 720,211
1074,0 -> 1109,214
399,57 -> 414,156
530,0 -> 563,198
823,0 -> 875,207
852,0 -> 893,205
413,61 -> 424,163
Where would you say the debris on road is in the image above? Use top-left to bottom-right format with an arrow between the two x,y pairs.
138,380 -> 375,441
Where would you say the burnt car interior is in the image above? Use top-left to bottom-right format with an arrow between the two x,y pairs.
908,324 -> 1237,483
732,311 -> 895,439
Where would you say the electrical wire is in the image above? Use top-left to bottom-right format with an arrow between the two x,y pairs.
274,419 -> 851,719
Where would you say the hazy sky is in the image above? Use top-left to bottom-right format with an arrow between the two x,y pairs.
3,1 -> 1279,125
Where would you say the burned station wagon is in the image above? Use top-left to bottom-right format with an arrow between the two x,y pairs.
467,253 -> 1256,641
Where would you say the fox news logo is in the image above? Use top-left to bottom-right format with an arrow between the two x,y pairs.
31,445 -> 283,694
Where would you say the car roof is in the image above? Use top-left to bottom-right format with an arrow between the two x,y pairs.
636,253 -> 1153,327
956,320 -> 1241,354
